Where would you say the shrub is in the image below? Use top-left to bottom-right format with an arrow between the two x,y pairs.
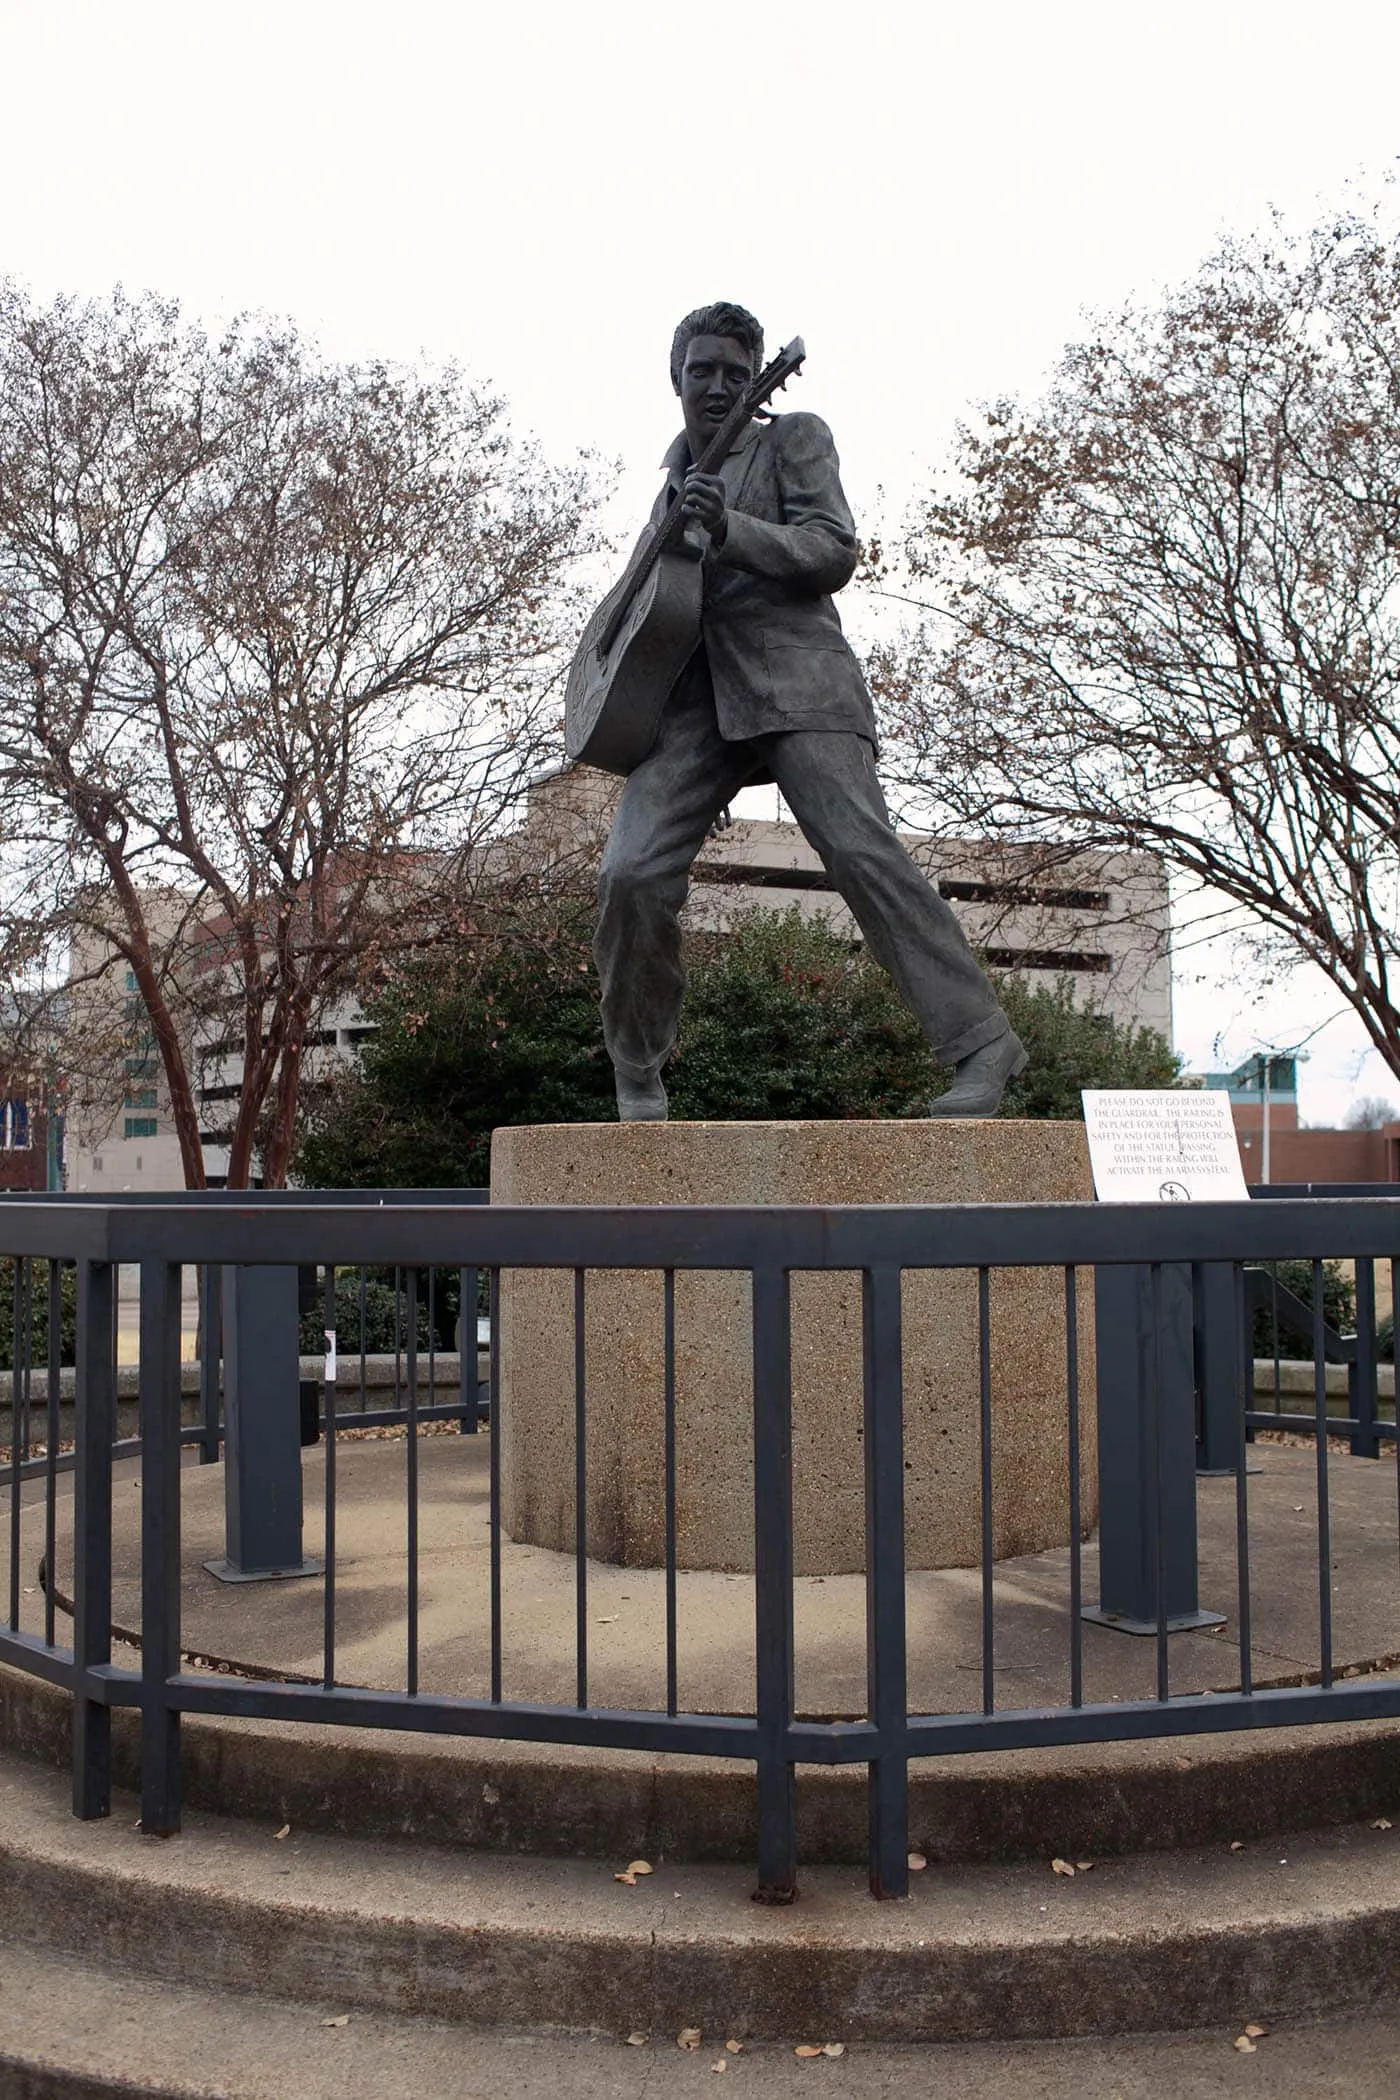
0,1260 -> 78,1369
1251,1259 -> 1356,1362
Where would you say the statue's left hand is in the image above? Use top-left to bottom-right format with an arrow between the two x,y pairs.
681,471 -> 727,545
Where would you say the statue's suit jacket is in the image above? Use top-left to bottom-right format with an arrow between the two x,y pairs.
650,410 -> 878,748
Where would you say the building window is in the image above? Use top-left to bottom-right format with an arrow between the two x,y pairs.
2,1101 -> 30,1150
124,1088 -> 158,1111
123,1115 -> 158,1139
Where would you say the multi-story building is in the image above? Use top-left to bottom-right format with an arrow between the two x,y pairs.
59,766 -> 1175,1190
518,766 -> 1173,1038
1203,1056 -> 1400,1185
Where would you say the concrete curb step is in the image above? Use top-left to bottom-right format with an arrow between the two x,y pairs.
8,1664 -> 1400,1870
9,1939 -> 1400,2100
6,1749 -> 1400,2048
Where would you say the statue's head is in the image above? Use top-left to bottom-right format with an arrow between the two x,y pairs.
669,302 -> 764,393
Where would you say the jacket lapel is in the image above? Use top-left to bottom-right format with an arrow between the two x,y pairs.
718,420 -> 762,510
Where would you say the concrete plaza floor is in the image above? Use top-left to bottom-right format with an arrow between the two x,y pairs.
15,1429 -> 1400,1720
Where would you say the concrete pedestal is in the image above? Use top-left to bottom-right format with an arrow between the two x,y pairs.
492,1120 -> 1097,1576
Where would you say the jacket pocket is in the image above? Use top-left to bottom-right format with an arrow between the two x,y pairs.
763,635 -> 865,714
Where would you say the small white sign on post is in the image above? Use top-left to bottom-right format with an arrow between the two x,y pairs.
1081,1088 -> 1250,1204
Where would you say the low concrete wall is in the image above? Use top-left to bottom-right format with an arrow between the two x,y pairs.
0,1351 -> 485,1406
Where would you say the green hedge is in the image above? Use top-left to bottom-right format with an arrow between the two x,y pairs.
0,1260 -> 77,1369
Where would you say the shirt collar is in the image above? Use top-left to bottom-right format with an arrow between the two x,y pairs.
660,418 -> 762,479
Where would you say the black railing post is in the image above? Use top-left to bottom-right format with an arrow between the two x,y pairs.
863,1264 -> 909,1899
139,1257 -> 183,1836
209,1266 -> 318,1580
459,1266 -> 480,1432
752,1264 -> 797,1904
1194,1262 -> 1244,1474
1089,1262 -> 1223,1634
72,1260 -> 115,1821
1352,1258 -> 1379,1459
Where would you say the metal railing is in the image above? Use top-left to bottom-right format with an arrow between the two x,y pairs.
3,1193 -> 1400,1901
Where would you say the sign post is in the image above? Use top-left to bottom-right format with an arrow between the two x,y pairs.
1081,1091 -> 1244,1635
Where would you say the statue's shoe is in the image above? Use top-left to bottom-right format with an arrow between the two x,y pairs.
926,1030 -> 1028,1119
616,1073 -> 669,1122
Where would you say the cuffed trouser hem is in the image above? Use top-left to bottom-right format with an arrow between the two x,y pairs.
936,1010 -> 1012,1069
610,1050 -> 673,1086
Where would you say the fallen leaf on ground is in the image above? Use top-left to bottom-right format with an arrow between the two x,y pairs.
1243,2022 -> 1269,2038
822,2043 -> 846,2057
614,1871 -> 637,1886
1373,1818 -> 1393,1831
627,1860 -> 654,1876
725,2040 -> 744,2053
274,1824 -> 291,1841
1075,1861 -> 1095,1872
907,1851 -> 927,1871
596,1615 -> 618,1624
1173,1756 -> 1193,1770
795,2044 -> 825,2058
711,2061 -> 728,2074
678,2028 -> 702,2050
1051,1858 -> 1076,1876
1233,2035 -> 1257,2053
626,2033 -> 647,2047
1293,1505 -> 1305,1513
1229,1841 -> 1245,1852
481,1784 -> 500,1806
320,2014 -> 350,2029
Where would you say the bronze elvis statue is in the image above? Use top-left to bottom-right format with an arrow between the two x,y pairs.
565,301 -> 1026,1123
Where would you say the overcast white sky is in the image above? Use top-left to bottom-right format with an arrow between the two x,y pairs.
3,0 -> 1398,1121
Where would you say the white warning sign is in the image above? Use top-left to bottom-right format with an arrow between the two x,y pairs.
1081,1088 -> 1249,1204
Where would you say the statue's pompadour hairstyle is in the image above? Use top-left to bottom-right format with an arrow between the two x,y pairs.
670,303 -> 764,391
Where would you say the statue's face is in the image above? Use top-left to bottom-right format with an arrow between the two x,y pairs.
677,334 -> 754,451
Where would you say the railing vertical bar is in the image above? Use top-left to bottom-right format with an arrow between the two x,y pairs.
72,1260 -> 115,1820
1314,1259 -> 1334,1689
198,1262 -> 222,1465
139,1258 -> 183,1837
460,1266 -> 480,1434
322,1264 -> 337,1689
18,1257 -> 33,1505
1064,1265 -> 1083,1710
489,1266 -> 502,1703
358,1267 -> 368,1417
427,1266 -> 437,1411
863,1264 -> 909,1899
1394,1257 -> 1400,1599
44,1261 -> 62,1650
1270,1262 -> 1283,1409
752,1263 -> 797,1903
574,1268 -> 588,1710
664,1267 -> 678,1720
1150,1262 -> 1169,1703
1232,1262 -> 1254,1696
393,1266 -> 403,1412
1354,1257 -> 1378,1458
406,1268 -> 420,1698
8,1259 -> 22,1632
977,1266 -> 994,1716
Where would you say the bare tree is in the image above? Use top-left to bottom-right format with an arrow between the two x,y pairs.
1344,1095 -> 1400,1131
0,285 -> 608,1185
871,200 -> 1400,1080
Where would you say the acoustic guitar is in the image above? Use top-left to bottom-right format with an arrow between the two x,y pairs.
564,337 -> 806,776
